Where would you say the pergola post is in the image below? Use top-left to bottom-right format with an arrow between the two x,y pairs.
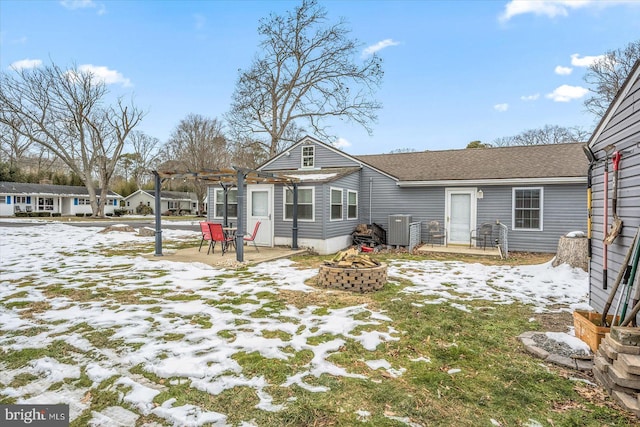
292,182 -> 298,250
236,170 -> 245,262
152,171 -> 163,256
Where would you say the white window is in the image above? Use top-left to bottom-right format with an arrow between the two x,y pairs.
14,196 -> 27,203
38,197 -> 54,211
330,188 -> 343,221
168,201 -> 179,209
214,189 -> 238,218
284,187 -> 314,221
347,190 -> 358,219
512,187 -> 543,231
0,196 -> 6,204
301,146 -> 315,168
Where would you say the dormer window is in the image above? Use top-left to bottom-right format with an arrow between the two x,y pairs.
302,145 -> 315,168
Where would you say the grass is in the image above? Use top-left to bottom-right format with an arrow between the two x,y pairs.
1,240 -> 635,426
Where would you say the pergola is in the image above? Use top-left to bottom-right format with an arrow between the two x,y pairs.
152,167 -> 301,262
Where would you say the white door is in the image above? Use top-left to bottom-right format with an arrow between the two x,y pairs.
247,185 -> 273,247
445,188 -> 477,245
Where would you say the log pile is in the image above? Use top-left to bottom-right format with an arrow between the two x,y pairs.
593,327 -> 640,417
324,248 -> 380,268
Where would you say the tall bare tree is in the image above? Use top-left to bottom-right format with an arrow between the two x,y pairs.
226,0 -> 383,157
584,39 -> 640,118
492,125 -> 589,147
162,114 -> 229,212
0,63 -> 143,216
126,131 -> 161,188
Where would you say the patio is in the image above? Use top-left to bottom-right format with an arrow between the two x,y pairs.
145,244 -> 309,268
416,243 -> 502,258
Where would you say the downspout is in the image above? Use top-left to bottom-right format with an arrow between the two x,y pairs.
369,177 -> 373,225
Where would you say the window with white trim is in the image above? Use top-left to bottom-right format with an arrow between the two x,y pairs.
214,189 -> 238,218
347,190 -> 358,219
284,187 -> 314,221
168,201 -> 179,209
301,146 -> 315,168
0,196 -> 6,204
513,188 -> 543,230
330,188 -> 343,220
14,196 -> 27,203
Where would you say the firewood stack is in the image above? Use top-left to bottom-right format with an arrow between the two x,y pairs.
593,327 -> 640,417
324,248 -> 380,268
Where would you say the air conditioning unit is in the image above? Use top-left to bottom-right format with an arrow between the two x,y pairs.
388,214 -> 412,246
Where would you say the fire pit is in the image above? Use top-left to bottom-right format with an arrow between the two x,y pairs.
317,249 -> 387,293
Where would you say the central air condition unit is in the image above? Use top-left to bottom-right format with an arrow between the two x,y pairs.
388,214 -> 412,246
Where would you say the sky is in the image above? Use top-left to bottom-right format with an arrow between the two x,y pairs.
0,220 -> 591,424
1,0 -> 639,155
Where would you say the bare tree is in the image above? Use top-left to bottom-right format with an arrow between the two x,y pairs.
0,63 -> 143,216
162,114 -> 230,213
492,125 -> 589,147
226,0 -> 383,157
0,122 -> 32,169
126,131 -> 161,188
584,39 -> 640,118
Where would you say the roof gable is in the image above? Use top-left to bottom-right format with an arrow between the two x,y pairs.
588,59 -> 640,148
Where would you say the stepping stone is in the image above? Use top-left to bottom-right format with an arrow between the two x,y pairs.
612,390 -> 640,418
608,365 -> 640,390
618,353 -> 640,376
611,327 -> 640,347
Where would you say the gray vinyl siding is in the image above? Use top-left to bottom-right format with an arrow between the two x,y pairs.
273,183 -> 324,240
589,72 -> 640,313
359,167 -> 444,244
476,184 -> 586,253
262,140 -> 360,171
323,172 -> 361,239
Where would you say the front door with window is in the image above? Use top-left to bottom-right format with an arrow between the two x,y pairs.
445,188 -> 477,245
247,185 -> 273,247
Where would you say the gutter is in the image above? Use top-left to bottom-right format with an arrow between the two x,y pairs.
397,177 -> 587,187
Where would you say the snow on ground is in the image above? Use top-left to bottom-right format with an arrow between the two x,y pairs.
0,222 -> 590,425
390,259 -> 591,313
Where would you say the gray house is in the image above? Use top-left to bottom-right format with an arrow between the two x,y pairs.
587,59 -> 640,314
208,136 -> 587,255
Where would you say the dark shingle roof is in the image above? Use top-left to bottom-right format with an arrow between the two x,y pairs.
355,143 -> 588,181
0,181 -> 121,196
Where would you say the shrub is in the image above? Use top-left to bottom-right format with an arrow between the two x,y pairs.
113,208 -> 128,217
52,213 -> 61,217
136,205 -> 153,215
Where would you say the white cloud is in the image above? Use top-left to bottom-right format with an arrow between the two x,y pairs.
554,65 -> 573,75
60,0 -> 106,14
333,137 -> 351,149
76,64 -> 132,87
546,84 -> 589,102
499,0 -> 626,22
10,58 -> 42,70
520,93 -> 540,101
494,103 -> 509,112
362,39 -> 400,57
570,53 -> 605,67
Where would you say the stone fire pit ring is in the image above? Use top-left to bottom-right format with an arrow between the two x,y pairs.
317,262 -> 387,293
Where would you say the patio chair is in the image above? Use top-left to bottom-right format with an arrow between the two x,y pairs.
427,220 -> 445,246
470,223 -> 494,250
244,221 -> 261,252
208,222 -> 235,255
198,222 -> 212,252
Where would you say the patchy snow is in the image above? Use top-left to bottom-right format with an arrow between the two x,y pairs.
545,332 -> 591,353
390,259 -> 589,313
0,221 -> 591,425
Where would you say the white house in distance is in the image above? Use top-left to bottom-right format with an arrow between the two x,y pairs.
123,189 -> 199,215
0,181 -> 122,216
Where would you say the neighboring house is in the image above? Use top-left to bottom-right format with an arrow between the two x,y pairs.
0,181 -> 122,216
586,60 -> 640,314
124,189 -> 198,215
206,136 -> 588,255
